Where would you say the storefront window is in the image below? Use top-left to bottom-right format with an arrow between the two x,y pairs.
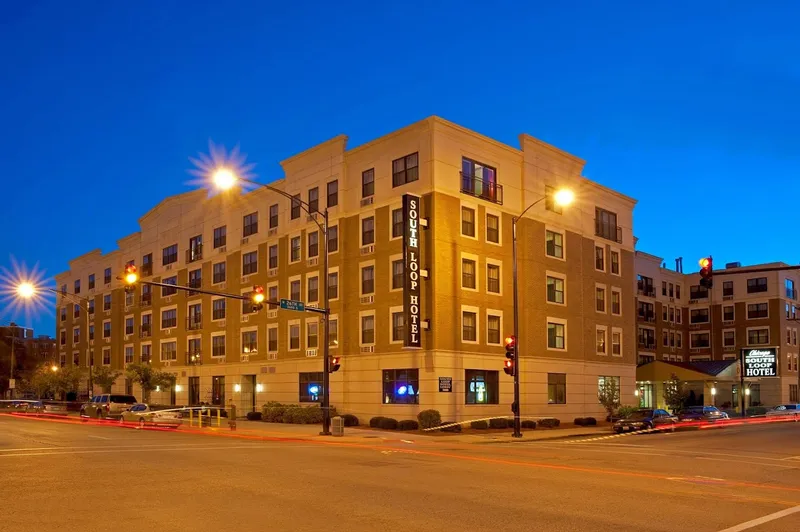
465,370 -> 499,404
383,369 -> 419,404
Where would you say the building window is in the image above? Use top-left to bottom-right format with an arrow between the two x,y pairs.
104,268 -> 112,284
362,169 -> 374,197
208,335 -> 224,358
268,286 -> 278,309
596,287 -> 606,312
160,341 -> 177,362
60,307 -> 66,322
267,327 -> 278,352
383,369 -> 419,404
361,266 -> 375,294
308,231 -> 319,258
291,195 -> 301,220
461,258 -> 476,289
486,214 -> 499,243
610,250 -> 620,275
140,254 -> 152,277
103,294 -> 112,311
362,217 -> 375,245
307,276 -> 318,303
162,276 -> 177,296
690,308 -> 710,324
596,328 -> 607,354
487,314 -> 501,345
690,333 -> 710,348
140,344 -> 151,363
392,152 -> 419,187
290,236 -> 301,262
212,299 -> 226,320
328,319 -> 338,347
74,304 -> 80,318
289,324 -> 300,350
326,180 -> 338,208
723,305 -> 734,321
269,245 -> 278,269
547,321 -> 566,350
597,376 -> 621,401
74,279 -> 81,294
308,187 -> 319,213
361,315 -> 375,344
213,262 -> 226,284
545,230 -> 563,259
465,370 -> 499,404
161,309 -> 177,329
243,212 -> 258,236
73,327 -> 80,344
723,330 -> 735,347
59,330 -> 66,345
299,372 -> 324,402
242,331 -> 257,354
748,328 -> 769,345
689,285 -> 709,299
88,274 -> 95,290
391,260 -> 404,290
548,373 -> 567,404
612,331 -> 622,355
722,281 -> 733,297
125,317 -> 134,335
327,226 -> 338,253
102,348 -> 111,365
594,207 -> 620,242
389,208 -> 404,239
487,264 -> 500,294
747,277 -> 768,293
611,290 -> 621,315
290,280 -> 301,301
461,207 -> 475,237
328,272 -> 338,300
162,245 -> 178,266
124,346 -> 134,365
268,204 -> 279,229
676,333 -> 682,348
544,185 -> 562,214
547,276 -> 564,304
392,312 -> 404,343
595,246 -> 605,271
462,311 -> 477,342
786,279 -> 796,299
747,303 -> 768,319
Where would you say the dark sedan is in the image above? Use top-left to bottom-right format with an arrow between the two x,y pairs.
677,405 -> 729,422
613,409 -> 678,434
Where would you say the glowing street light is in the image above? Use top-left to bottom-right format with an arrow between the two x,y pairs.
16,282 -> 36,299
50,365 -> 58,373
554,188 -> 575,207
123,265 -> 139,285
212,167 -> 237,190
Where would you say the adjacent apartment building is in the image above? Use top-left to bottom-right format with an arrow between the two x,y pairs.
636,252 -> 800,406
54,116 -> 638,421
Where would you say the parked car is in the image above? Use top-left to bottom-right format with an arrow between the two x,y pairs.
119,403 -> 182,428
765,404 -> 800,418
613,408 -> 678,434
677,405 -> 729,422
80,394 -> 138,419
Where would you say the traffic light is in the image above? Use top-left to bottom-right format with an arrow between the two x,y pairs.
329,356 -> 341,373
251,285 -> 265,312
699,257 -> 713,288
504,335 -> 516,376
123,265 -> 138,293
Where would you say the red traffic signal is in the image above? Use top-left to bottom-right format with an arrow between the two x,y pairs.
251,285 -> 265,311
329,356 -> 341,373
504,335 -> 516,376
504,358 -> 515,376
699,256 -> 713,288
504,336 -> 516,356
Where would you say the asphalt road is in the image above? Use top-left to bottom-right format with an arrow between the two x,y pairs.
1,415 -> 799,532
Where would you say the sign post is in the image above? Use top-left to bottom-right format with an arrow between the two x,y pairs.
280,299 -> 306,312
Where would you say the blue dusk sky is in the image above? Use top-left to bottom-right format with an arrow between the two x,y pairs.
1,1 -> 798,335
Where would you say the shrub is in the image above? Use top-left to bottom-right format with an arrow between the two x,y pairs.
341,414 -> 359,427
539,418 -> 561,428
370,416 -> 387,428
521,420 -> 537,429
246,411 -> 262,421
584,417 -> 597,426
489,418 -> 509,429
439,421 -> 462,433
617,405 -> 639,419
574,417 -> 586,426
417,409 -> 442,429
397,419 -> 419,431
262,402 -> 291,423
378,417 -> 398,430
471,420 -> 489,430
261,403 -> 336,424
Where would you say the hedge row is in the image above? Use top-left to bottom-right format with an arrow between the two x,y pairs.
261,402 -> 338,424
368,416 -> 419,431
538,418 -> 561,428
573,417 -> 597,426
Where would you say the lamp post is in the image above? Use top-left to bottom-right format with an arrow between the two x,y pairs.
511,188 -> 574,438
212,169 -> 334,436
3,323 -> 21,400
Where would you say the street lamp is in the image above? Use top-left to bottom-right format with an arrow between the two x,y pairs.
511,188 -> 574,438
212,167 -> 335,436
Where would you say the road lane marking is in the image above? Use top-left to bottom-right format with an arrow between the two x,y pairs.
87,435 -> 111,440
717,504 -> 800,531
0,444 -> 265,457
0,442 -> 247,452
695,456 -> 798,469
543,442 -> 796,462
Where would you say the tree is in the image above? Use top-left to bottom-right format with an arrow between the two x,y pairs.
598,377 -> 621,419
125,363 -> 175,403
663,373 -> 689,413
23,364 -> 60,398
91,366 -> 122,393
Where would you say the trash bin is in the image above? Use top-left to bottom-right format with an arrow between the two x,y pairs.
332,416 -> 344,437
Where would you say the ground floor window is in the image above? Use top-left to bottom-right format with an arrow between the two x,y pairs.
598,375 -> 620,402
465,369 -> 498,404
638,383 -> 654,408
212,376 -> 225,406
748,383 -> 761,406
189,376 -> 200,405
548,373 -> 566,404
299,372 -> 324,403
790,384 -> 798,403
383,369 -> 419,404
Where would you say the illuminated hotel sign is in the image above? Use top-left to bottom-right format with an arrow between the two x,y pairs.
741,348 -> 778,378
403,194 -> 422,348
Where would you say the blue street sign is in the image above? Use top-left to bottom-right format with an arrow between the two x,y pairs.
280,298 -> 305,312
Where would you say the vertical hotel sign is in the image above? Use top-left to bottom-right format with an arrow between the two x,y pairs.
403,194 -> 422,348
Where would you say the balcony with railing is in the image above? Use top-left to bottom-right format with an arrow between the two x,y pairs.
637,311 -> 655,323
186,351 -> 202,365
186,245 -> 203,264
594,219 -> 623,243
140,324 -> 151,338
637,282 -> 655,298
460,173 -> 503,205
141,263 -> 153,277
140,293 -> 152,307
186,315 -> 202,331
188,277 -> 202,296
787,288 -> 797,300
638,338 -> 656,350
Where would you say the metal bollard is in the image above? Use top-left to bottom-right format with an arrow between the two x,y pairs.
228,403 -> 237,431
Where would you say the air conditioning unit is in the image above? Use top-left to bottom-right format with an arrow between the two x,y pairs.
723,295 -> 734,301
164,296 -> 173,303
241,315 -> 250,323
360,345 -> 375,353
241,354 -> 250,362
124,335 -> 131,341
305,349 -> 318,357
723,320 -> 734,325
268,269 -> 278,277
218,246 -> 227,253
689,299 -> 698,304
165,264 -> 173,271
104,338 -> 110,344
216,357 -> 226,363
360,245 -> 374,255
105,310 -> 112,317
241,276 -> 251,284
267,310 -> 278,319
268,228 -> 277,237
268,352 -> 277,360
360,295 -> 374,304
164,329 -> 172,336
163,361 -> 172,367
89,340 -> 94,346
307,215 -> 317,222
669,297 -> 675,303
307,257 -> 319,267
217,320 -> 226,327
360,197 -> 374,207
241,237 -> 249,245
